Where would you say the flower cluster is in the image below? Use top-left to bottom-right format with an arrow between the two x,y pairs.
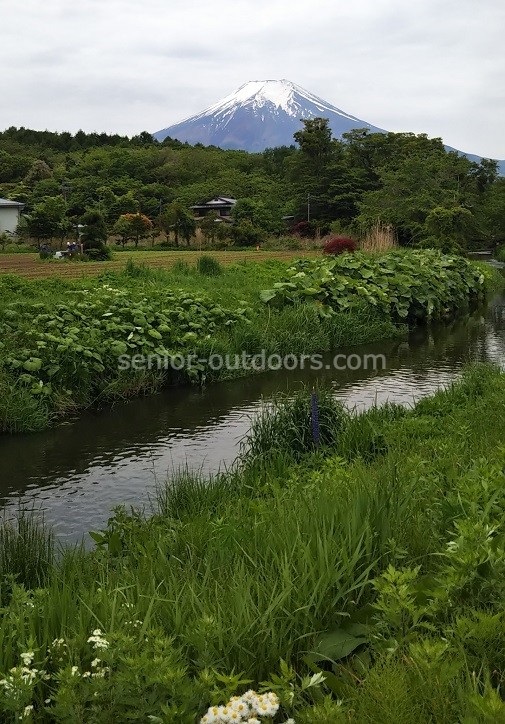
21,704 -> 34,720
81,657 -> 110,680
87,629 -> 109,650
0,651 -> 47,719
200,690 -> 293,723
0,651 -> 46,689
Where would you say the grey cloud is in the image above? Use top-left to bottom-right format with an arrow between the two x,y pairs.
0,0 -> 503,158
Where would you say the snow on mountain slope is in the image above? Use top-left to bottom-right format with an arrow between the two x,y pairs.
153,79 -> 384,151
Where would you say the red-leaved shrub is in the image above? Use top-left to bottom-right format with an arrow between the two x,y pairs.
322,236 -> 357,255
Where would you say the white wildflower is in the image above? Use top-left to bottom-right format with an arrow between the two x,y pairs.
200,690 -> 282,723
87,630 -> 109,650
20,652 -> 34,666
230,698 -> 250,718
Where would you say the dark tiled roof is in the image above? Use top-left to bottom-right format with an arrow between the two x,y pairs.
191,196 -> 237,209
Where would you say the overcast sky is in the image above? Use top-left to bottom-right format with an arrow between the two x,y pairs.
2,0 -> 504,159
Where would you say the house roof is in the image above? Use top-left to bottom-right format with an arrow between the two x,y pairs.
0,198 -> 25,208
191,196 -> 237,209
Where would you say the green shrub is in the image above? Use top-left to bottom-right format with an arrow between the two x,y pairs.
0,372 -> 50,433
260,249 -> 488,324
196,254 -> 223,276
84,245 -> 111,261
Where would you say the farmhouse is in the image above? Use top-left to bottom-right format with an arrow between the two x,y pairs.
0,197 -> 24,234
191,196 -> 236,219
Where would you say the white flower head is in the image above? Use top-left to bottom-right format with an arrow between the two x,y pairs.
87,630 -> 109,650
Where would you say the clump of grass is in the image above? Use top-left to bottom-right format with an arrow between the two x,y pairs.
338,402 -> 407,461
0,373 -> 50,433
123,257 -> 153,279
196,254 -> 223,276
360,221 -> 398,252
240,386 -> 347,463
171,259 -> 193,275
0,508 -> 55,604
156,467 -> 240,520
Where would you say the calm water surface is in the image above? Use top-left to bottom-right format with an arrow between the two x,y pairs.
1,293 -> 505,542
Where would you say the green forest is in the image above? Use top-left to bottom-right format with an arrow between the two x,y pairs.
1,120 -> 504,251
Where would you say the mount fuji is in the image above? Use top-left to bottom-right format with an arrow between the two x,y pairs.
153,79 -> 385,151
153,79 -> 504,173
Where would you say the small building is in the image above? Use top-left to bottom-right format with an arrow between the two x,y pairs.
0,198 -> 25,234
191,196 -> 236,219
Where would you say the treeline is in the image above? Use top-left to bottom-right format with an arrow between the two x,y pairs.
1,120 -> 504,250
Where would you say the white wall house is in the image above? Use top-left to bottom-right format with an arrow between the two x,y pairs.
0,198 -> 25,234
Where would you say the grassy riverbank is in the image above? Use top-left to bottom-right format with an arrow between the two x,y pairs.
0,250 -> 499,434
2,365 -> 505,721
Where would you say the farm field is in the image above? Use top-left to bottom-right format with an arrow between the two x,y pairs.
0,250 -> 320,279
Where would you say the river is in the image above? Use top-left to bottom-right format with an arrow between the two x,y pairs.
1,292 -> 504,542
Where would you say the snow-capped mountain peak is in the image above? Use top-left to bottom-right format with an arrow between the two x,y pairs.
196,79 -> 362,123
153,79 -> 382,151
206,80 -> 297,116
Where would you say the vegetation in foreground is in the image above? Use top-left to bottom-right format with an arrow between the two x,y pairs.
0,249 -> 498,435
2,365 -> 505,721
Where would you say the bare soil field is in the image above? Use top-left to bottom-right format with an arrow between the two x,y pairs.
0,250 -> 319,280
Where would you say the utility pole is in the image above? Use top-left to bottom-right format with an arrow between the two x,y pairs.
60,181 -> 71,203
157,198 -> 163,246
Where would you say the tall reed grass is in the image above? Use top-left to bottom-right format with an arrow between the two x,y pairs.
360,221 -> 398,252
0,508 -> 55,604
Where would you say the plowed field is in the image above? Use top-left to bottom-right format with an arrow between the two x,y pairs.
0,250 -> 319,280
